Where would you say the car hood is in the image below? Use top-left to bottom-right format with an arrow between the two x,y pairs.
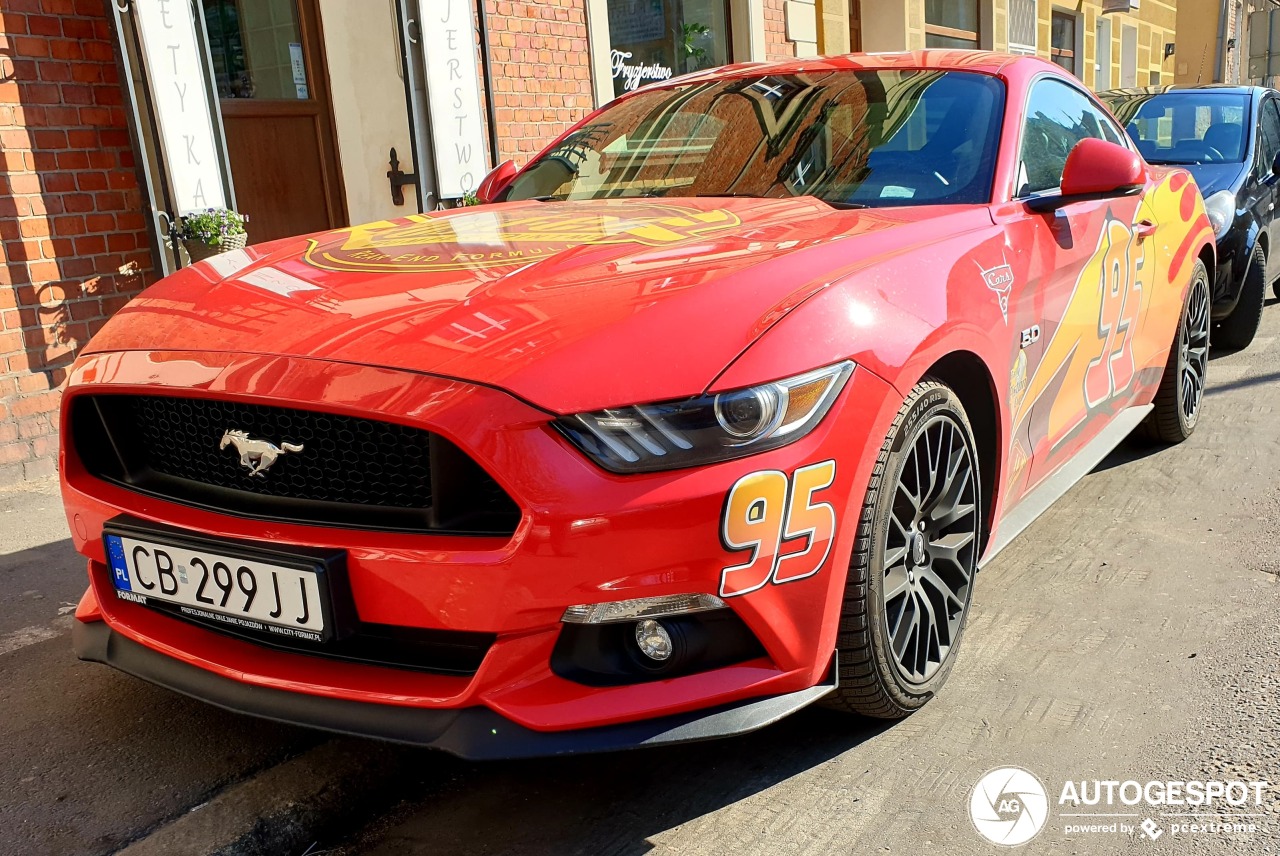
1182,162 -> 1247,197
88,197 -> 978,413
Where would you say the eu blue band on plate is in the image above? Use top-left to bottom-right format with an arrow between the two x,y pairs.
105,534 -> 131,591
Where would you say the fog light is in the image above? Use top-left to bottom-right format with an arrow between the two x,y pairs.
635,619 -> 673,661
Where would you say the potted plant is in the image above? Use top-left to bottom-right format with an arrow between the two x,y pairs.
176,207 -> 248,262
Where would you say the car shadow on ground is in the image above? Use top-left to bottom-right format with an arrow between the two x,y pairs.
359,707 -> 895,855
0,538 -> 326,856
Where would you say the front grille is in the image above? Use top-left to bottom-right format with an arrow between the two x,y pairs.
72,394 -> 521,535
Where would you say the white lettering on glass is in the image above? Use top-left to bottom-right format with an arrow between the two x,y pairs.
134,0 -> 226,213
419,0 -> 487,198
611,50 -> 673,92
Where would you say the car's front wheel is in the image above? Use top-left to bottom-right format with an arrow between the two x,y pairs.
1215,243 -> 1266,350
1143,259 -> 1210,443
827,379 -> 980,719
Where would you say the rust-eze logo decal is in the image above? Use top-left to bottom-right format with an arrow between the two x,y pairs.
301,204 -> 743,274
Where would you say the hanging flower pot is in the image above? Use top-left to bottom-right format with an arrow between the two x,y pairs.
174,207 -> 249,263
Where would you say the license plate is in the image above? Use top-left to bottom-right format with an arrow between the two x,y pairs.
105,531 -> 330,642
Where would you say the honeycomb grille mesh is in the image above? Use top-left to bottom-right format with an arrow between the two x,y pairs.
131,396 -> 433,509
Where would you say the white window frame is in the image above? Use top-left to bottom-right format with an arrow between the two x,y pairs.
1007,0 -> 1037,56
1095,16 -> 1112,90
1121,23 -> 1139,88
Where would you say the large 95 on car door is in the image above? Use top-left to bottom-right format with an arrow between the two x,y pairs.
61,50 -> 1215,760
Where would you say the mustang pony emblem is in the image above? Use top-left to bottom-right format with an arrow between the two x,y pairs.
219,430 -> 304,478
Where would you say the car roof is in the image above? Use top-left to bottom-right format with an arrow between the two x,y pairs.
1099,84 -> 1272,97
668,50 -> 1060,85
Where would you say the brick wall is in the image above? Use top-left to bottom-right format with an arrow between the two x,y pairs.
765,0 -> 797,60
484,0 -> 597,162
0,0 -> 154,485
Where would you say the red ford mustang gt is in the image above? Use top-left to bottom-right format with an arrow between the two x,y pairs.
61,52 -> 1214,758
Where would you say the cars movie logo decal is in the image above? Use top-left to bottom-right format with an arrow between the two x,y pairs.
300,204 -> 743,274
977,257 -> 1015,322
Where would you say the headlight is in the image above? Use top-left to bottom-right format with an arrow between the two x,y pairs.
554,362 -> 853,473
1203,189 -> 1236,239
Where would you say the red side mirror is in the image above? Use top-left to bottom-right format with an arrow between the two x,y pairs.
1060,138 -> 1146,197
475,160 -> 518,204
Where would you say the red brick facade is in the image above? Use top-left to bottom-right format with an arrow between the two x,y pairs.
484,0 -> 597,161
0,0 -> 155,485
764,0 -> 797,61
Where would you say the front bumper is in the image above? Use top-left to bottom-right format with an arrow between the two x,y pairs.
74,620 -> 837,759
61,350 -> 899,742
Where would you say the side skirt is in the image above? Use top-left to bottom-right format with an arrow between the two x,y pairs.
979,404 -> 1154,568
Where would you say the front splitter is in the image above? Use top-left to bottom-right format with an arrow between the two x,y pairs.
73,620 -> 838,760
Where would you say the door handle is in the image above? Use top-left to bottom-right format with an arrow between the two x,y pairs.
1134,219 -> 1158,242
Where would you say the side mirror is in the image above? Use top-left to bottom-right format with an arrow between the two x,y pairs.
1061,138 -> 1146,197
475,160 -> 519,204
1029,138 -> 1146,211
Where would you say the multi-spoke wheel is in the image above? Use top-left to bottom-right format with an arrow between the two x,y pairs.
1144,259 -> 1210,443
882,414 -> 978,684
827,379 -> 981,718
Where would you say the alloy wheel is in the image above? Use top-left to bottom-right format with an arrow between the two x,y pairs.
882,414 -> 979,685
1179,273 -> 1211,424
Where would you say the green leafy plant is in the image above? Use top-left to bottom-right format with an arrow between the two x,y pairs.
460,191 -> 481,207
681,22 -> 711,68
175,207 -> 248,248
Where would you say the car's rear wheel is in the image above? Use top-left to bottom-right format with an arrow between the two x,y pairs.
1143,259 -> 1210,443
1214,243 -> 1266,350
827,379 -> 980,719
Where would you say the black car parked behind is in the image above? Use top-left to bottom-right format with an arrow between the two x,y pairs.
1102,85 -> 1280,350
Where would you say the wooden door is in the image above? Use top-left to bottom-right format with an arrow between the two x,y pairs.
849,0 -> 862,52
204,0 -> 346,243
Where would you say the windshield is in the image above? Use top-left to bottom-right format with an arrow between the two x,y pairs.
504,70 -> 1006,208
1103,92 -> 1250,165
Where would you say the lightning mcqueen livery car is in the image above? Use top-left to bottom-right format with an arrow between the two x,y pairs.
62,53 -> 1215,758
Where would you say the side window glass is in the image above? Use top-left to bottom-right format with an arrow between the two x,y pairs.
1260,99 -> 1280,172
1019,79 -> 1117,196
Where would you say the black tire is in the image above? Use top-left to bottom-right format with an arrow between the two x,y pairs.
1142,259 -> 1210,444
826,379 -> 980,719
1215,243 -> 1266,350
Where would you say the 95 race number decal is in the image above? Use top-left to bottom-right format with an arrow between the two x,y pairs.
719,460 -> 837,598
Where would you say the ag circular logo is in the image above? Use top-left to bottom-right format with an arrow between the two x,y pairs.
969,766 -> 1050,846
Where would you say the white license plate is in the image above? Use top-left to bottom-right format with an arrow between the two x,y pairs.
105,532 -> 327,641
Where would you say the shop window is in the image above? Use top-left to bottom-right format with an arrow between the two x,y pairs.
606,0 -> 732,98
1050,11 -> 1077,76
925,0 -> 979,49
204,0 -> 307,100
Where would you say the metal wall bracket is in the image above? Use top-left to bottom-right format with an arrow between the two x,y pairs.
387,147 -> 417,206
